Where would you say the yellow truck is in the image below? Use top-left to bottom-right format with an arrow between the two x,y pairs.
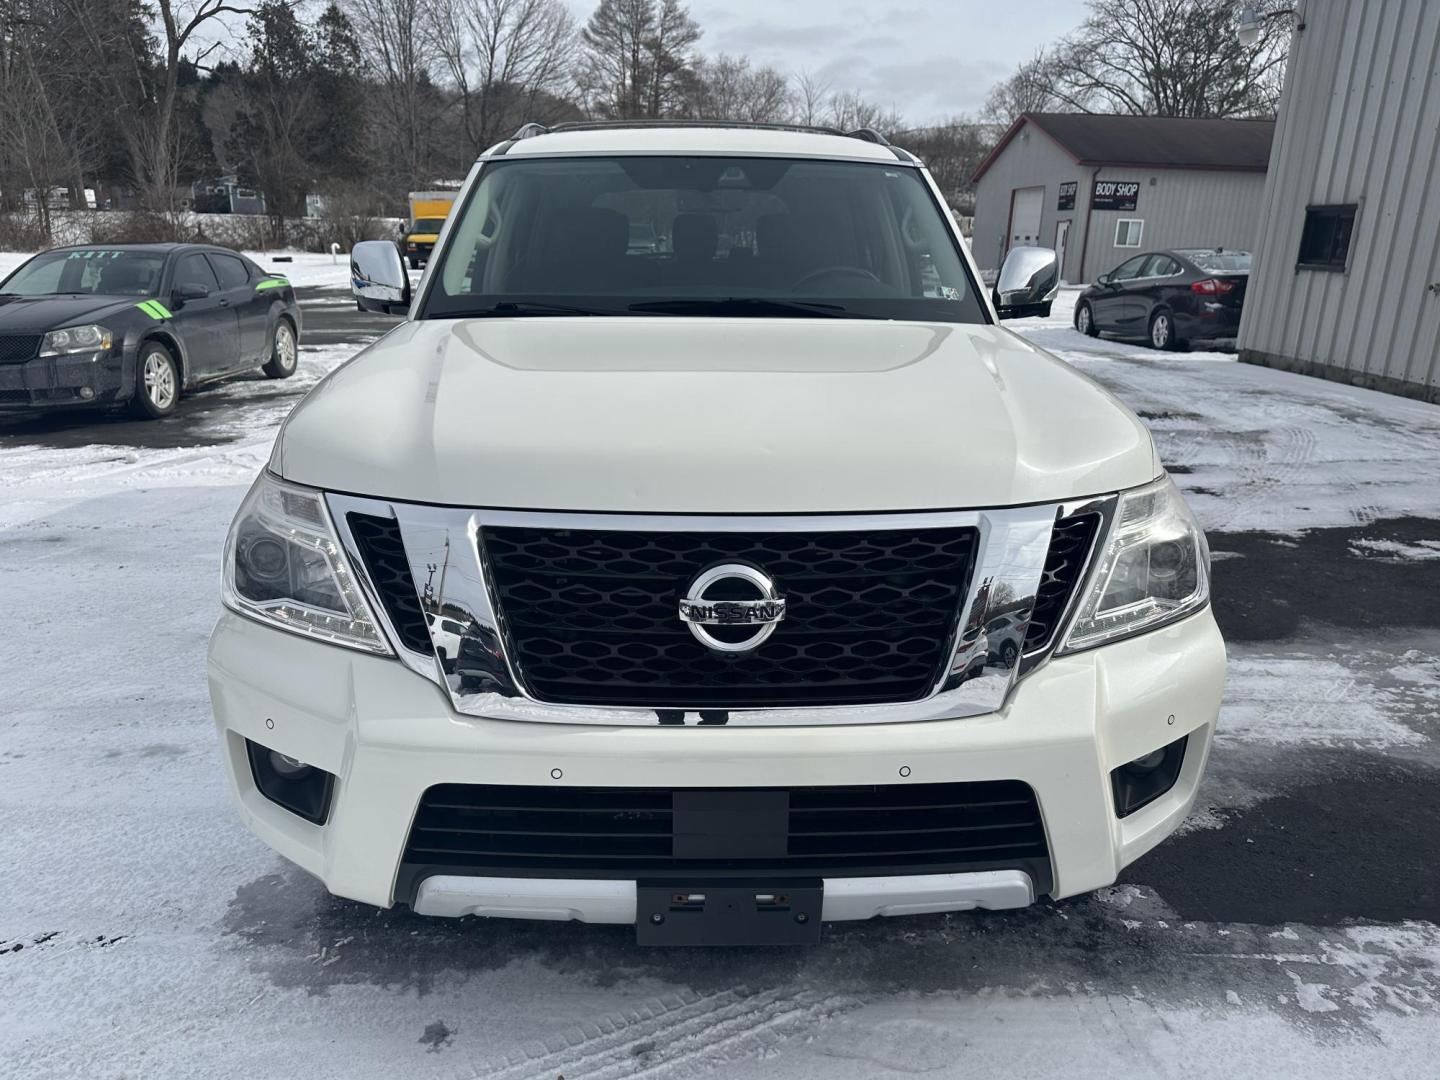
404,191 -> 457,269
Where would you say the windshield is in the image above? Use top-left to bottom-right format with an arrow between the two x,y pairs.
422,156 -> 986,323
1,249 -> 164,297
412,218 -> 448,234
1178,249 -> 1252,274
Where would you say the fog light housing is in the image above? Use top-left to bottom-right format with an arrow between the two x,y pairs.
1110,734 -> 1188,818
246,738 -> 334,824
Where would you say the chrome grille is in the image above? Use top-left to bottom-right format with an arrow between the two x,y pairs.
481,525 -> 978,708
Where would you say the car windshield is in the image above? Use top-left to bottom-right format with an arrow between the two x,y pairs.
1178,249 -> 1252,273
0,249 -> 164,297
413,218 -> 447,233
422,155 -> 986,323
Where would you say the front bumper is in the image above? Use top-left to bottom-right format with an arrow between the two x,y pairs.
207,605 -> 1226,921
0,348 -> 128,408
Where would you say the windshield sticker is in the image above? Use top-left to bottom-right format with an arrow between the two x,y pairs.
66,250 -> 126,261
136,300 -> 172,320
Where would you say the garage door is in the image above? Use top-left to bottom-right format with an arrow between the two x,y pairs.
1008,187 -> 1044,251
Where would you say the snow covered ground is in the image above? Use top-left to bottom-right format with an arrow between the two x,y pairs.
2,283 -> 1439,1078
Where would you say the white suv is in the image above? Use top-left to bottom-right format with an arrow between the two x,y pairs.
208,123 -> 1224,945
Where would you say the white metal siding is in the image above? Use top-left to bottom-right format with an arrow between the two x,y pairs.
1238,0 -> 1440,399
971,123 -> 1087,279
1082,167 -> 1268,282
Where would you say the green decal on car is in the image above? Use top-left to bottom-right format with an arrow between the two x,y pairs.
136,299 -> 172,320
255,276 -> 290,292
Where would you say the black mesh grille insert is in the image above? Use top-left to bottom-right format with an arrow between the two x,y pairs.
0,335 -> 41,364
1023,512 -> 1100,654
398,781 -> 1051,896
481,525 -> 978,708
347,512 -> 431,654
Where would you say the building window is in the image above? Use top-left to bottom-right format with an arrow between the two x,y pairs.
1297,204 -> 1357,271
1115,219 -> 1143,248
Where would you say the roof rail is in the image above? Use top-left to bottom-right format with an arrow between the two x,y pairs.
503,118 -> 903,150
546,119 -> 852,137
845,127 -> 891,146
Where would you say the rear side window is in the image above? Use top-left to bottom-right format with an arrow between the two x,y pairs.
1181,249 -> 1252,274
1140,255 -> 1179,277
1109,256 -> 1149,281
208,253 -> 251,290
174,253 -> 220,291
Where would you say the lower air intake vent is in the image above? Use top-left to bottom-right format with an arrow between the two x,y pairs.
396,781 -> 1052,902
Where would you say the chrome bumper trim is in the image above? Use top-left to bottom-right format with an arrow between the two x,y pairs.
327,496 -> 1117,727
411,870 -> 1035,923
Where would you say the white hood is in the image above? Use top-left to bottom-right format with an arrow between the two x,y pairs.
275,317 -> 1159,513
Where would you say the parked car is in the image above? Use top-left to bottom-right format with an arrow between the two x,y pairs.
209,122 -> 1223,946
0,243 -> 301,418
1074,248 -> 1251,350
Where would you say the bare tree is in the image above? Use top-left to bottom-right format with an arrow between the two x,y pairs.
825,89 -> 902,134
643,0 -> 699,118
685,54 -> 790,122
1042,0 -> 1290,118
901,118 -> 990,209
345,0 -> 439,187
981,51 -> 1065,127
65,0 -> 253,211
791,69 -> 830,127
432,0 -> 576,154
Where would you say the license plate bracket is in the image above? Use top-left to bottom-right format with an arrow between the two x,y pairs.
636,881 -> 823,946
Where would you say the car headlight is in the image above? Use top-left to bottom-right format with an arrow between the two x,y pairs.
222,473 -> 389,653
1060,475 -> 1210,651
40,324 -> 112,357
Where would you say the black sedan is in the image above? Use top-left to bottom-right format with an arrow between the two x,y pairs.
0,243 -> 302,418
1074,248 -> 1250,351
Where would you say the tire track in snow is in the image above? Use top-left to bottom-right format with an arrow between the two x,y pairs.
449,985 -> 863,1080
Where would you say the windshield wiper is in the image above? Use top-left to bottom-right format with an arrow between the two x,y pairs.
465,300 -> 619,317
627,298 -> 863,318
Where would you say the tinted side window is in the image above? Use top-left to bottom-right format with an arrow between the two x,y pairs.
1110,256 -> 1148,281
208,253 -> 251,290
1142,255 -> 1179,277
174,253 -> 220,292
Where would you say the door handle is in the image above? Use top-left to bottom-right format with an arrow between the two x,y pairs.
219,298 -> 230,307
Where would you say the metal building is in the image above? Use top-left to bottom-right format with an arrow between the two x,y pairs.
1238,0 -> 1440,402
971,113 -> 1274,284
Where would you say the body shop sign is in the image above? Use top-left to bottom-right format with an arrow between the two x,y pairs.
1092,179 -> 1140,211
1057,181 -> 1077,211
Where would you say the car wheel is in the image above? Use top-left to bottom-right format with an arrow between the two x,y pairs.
408,256 -> 420,270
262,319 -> 298,379
1148,309 -> 1181,351
1075,301 -> 1098,337
132,342 -> 180,419
1001,640 -> 1019,667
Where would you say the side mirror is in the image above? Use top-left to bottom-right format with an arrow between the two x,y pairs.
351,240 -> 411,315
994,246 -> 1059,319
1096,273 -> 1111,287
172,282 -> 209,306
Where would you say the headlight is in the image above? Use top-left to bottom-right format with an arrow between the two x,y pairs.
1061,476 -> 1210,651
222,473 -> 389,654
40,324 -> 112,356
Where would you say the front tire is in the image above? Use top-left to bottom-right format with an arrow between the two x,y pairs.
1075,301 -> 1098,336
262,319 -> 298,379
1148,309 -> 1182,351
132,342 -> 180,419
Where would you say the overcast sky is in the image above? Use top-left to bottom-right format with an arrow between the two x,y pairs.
683,1 -> 1087,123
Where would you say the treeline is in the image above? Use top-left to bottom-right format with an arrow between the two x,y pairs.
0,0 -> 1289,246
